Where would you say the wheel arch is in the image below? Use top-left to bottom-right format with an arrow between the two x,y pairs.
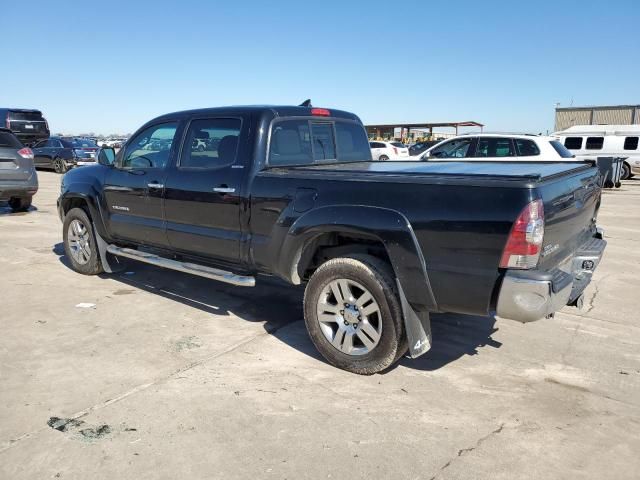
277,205 -> 438,312
59,188 -> 108,238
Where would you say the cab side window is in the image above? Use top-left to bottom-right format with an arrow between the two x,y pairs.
514,139 -> 540,156
430,138 -> 474,158
180,118 -> 241,169
121,122 -> 178,169
475,138 -> 514,157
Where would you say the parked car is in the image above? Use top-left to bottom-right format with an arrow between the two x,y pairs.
31,137 -> 99,173
412,133 -> 577,161
0,128 -> 38,211
58,104 -> 606,374
553,125 -> 640,180
408,140 -> 440,157
369,141 -> 409,160
0,108 -> 50,147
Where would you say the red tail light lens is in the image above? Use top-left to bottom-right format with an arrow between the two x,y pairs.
393,147 -> 398,155
17,148 -> 34,160
500,199 -> 545,269
311,108 -> 331,116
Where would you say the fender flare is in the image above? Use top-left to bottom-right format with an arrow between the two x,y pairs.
277,205 -> 437,313
58,184 -> 109,239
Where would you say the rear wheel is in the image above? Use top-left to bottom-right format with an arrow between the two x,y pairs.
63,207 -> 104,275
8,196 -> 32,212
53,157 -> 67,174
621,162 -> 631,180
379,155 -> 389,161
303,254 -> 406,374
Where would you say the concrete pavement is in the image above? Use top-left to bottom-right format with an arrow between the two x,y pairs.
1,171 -> 638,479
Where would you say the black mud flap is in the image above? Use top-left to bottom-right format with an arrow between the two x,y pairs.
93,224 -> 122,274
397,281 -> 432,358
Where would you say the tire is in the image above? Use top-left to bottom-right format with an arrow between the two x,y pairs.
303,254 -> 406,374
8,196 -> 32,212
621,162 -> 631,180
53,157 -> 67,174
62,207 -> 104,275
379,155 -> 389,161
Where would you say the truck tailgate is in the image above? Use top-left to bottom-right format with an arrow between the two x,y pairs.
537,166 -> 601,270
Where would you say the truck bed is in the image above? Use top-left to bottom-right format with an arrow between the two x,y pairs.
286,160 -> 593,185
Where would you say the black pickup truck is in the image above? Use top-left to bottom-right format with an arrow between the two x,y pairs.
58,105 -> 606,374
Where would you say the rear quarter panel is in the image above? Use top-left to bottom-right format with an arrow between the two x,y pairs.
249,171 -> 533,316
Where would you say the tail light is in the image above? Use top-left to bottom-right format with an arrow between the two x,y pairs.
311,108 -> 331,116
393,147 -> 398,155
17,148 -> 34,160
5,113 -> 9,129
500,199 -> 545,269
44,117 -> 49,131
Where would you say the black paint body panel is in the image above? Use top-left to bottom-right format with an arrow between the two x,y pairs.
58,106 -> 602,318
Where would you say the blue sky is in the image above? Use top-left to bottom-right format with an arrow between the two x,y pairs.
2,0 -> 639,135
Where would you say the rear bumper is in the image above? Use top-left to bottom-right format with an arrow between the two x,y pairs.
0,173 -> 39,200
496,230 -> 606,322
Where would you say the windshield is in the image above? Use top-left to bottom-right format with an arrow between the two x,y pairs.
549,140 -> 575,158
0,131 -> 22,148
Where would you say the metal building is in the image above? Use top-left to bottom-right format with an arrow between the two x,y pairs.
555,104 -> 640,131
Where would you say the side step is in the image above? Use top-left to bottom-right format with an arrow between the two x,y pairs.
106,245 -> 255,287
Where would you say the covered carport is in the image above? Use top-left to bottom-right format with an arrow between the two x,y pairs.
365,121 -> 484,141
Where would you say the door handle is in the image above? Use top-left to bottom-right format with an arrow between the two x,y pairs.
213,186 -> 235,193
147,182 -> 164,189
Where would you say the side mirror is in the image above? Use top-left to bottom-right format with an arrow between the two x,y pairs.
97,147 -> 116,166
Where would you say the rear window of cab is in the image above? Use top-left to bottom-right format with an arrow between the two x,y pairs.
269,119 -> 371,166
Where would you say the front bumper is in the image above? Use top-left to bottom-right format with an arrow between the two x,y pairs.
496,231 -> 606,322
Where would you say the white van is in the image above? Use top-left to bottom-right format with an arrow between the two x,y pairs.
553,125 -> 640,179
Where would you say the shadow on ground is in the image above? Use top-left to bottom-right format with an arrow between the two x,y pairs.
53,242 -> 501,372
0,201 -> 38,216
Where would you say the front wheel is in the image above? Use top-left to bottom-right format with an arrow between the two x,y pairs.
303,255 -> 407,374
379,155 -> 389,161
63,207 -> 104,275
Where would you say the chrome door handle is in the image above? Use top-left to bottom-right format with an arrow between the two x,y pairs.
147,182 -> 164,189
213,187 -> 235,193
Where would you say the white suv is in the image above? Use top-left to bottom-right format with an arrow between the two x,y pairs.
369,141 -> 409,161
413,134 -> 577,162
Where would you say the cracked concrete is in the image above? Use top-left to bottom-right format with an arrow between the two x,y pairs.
429,424 -> 507,480
0,172 -> 639,479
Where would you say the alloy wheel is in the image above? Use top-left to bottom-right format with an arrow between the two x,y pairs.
316,279 -> 382,355
67,219 -> 92,265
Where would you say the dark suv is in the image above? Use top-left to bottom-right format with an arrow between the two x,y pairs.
0,108 -> 50,146
0,128 -> 38,211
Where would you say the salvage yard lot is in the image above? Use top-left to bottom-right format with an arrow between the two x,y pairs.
1,171 -> 639,479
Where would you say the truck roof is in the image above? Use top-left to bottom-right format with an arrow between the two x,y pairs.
150,105 -> 361,123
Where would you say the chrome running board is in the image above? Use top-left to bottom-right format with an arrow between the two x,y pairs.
106,245 -> 255,287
